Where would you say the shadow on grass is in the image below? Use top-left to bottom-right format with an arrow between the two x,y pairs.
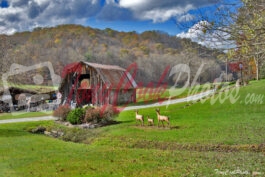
0,129 -> 29,137
118,120 -> 134,124
170,125 -> 181,129
101,120 -> 122,126
133,125 -> 180,130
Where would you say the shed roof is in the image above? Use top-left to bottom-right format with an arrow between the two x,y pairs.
0,84 -> 57,95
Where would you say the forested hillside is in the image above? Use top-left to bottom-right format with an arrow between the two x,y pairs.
0,24 -> 223,86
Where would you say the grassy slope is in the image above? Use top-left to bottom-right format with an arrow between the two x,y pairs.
0,80 -> 264,176
114,80 -> 264,145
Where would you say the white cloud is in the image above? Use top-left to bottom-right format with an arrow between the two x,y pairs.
119,0 -> 196,23
177,13 -> 195,22
118,0 -> 217,23
177,21 -> 211,36
0,26 -> 17,35
138,4 -> 194,23
0,6 -> 23,16
34,0 -> 49,6
0,0 -> 101,35
119,0 -> 149,10
177,21 -> 235,49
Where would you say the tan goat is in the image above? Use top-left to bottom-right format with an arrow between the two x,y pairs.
135,110 -> 144,126
155,108 -> 170,127
147,115 -> 154,126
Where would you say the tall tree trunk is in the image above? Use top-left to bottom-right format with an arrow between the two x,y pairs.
256,63 -> 259,80
254,57 -> 259,80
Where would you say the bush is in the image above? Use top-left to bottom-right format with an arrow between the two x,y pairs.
53,105 -> 71,121
84,107 -> 101,123
102,105 -> 120,120
85,105 -> 120,123
66,108 -> 85,125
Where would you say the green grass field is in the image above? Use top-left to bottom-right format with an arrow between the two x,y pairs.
0,80 -> 264,176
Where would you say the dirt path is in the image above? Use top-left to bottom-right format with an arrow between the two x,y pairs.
0,116 -> 57,124
121,89 -> 214,111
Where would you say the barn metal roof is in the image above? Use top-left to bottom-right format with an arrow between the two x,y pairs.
82,61 -> 126,71
60,61 -> 137,90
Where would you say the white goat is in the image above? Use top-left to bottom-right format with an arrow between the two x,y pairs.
135,110 -> 144,126
155,108 -> 170,127
147,116 -> 154,126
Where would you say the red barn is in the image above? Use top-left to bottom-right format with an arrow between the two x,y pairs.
59,61 -> 137,107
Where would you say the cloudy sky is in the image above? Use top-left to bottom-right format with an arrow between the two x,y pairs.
0,0 -> 240,48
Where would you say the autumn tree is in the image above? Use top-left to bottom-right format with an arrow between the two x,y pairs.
177,0 -> 265,80
229,0 -> 265,80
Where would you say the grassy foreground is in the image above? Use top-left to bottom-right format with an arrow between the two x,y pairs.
0,80 -> 264,176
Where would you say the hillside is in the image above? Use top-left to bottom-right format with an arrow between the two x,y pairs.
0,24 -> 223,86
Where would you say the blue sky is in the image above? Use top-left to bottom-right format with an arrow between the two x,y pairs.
87,18 -> 183,35
0,0 -> 241,47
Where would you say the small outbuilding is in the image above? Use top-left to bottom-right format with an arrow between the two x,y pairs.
59,61 -> 137,107
0,85 -> 57,112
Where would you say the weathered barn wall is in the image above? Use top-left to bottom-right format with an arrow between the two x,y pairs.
109,89 -> 136,105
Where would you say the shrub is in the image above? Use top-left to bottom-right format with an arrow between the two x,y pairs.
85,105 -> 120,124
84,107 -> 101,123
102,105 -> 120,121
53,105 -> 71,121
66,108 -> 85,125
